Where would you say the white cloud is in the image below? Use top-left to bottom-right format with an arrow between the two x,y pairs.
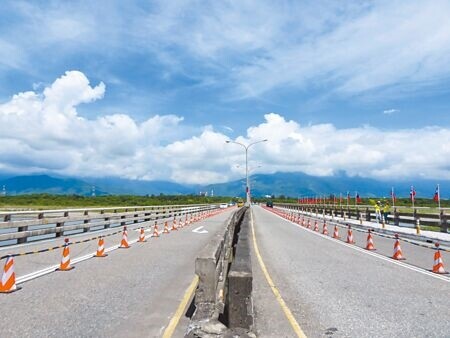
1,72 -> 450,184
383,109 -> 399,114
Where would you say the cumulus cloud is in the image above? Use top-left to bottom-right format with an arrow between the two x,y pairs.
1,71 -> 450,184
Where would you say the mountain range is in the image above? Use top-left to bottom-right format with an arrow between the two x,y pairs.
0,173 -> 448,198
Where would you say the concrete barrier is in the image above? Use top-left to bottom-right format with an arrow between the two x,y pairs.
227,210 -> 253,330
186,207 -> 255,337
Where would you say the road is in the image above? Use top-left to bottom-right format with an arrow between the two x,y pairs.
0,208 -> 235,337
251,205 -> 450,338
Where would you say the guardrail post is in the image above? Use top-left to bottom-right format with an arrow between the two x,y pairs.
104,217 -> 110,229
365,207 -> 371,221
356,208 -> 360,221
394,208 -> 400,226
134,214 -> 138,223
56,222 -> 64,237
17,225 -> 28,244
3,214 -> 11,222
83,210 -> 90,232
120,215 -> 126,226
440,211 -> 448,233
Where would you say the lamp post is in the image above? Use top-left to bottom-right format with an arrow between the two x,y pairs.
226,139 -> 268,206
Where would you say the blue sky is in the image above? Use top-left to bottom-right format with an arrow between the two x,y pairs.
1,1 -> 450,184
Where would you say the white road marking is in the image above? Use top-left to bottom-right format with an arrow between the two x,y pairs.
192,226 -> 208,234
265,208 -> 450,283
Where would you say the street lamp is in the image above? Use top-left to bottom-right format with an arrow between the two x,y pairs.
226,139 -> 268,206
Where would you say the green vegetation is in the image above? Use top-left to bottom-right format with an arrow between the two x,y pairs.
0,194 -> 236,210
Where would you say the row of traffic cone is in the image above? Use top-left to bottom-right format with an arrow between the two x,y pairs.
1,208 -> 227,293
265,207 -> 448,275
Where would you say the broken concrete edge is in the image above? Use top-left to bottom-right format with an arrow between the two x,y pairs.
189,207 -> 248,329
227,209 -> 254,331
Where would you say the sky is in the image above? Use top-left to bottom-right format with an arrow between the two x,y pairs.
0,0 -> 450,184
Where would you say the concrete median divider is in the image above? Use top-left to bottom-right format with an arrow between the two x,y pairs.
186,207 -> 255,337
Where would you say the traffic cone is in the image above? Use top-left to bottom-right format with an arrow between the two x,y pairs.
307,219 -> 311,229
322,222 -> 328,235
153,221 -> 160,237
95,237 -> 108,257
301,218 -> 305,227
171,218 -> 178,231
333,225 -> 340,239
119,227 -> 130,248
392,234 -> 405,260
163,221 -> 170,234
0,255 -> 21,293
313,221 -> 319,232
365,230 -> 376,250
57,239 -> 74,271
185,214 -> 189,226
138,227 -> 146,242
432,243 -> 447,274
346,226 -> 355,244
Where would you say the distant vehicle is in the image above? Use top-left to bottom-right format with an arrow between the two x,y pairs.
228,202 -> 234,207
266,200 -> 273,208
220,203 -> 228,209
237,199 -> 244,207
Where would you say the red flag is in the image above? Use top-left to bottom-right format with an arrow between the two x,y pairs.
410,186 -> 416,202
433,185 -> 439,203
356,193 -> 361,204
390,188 -> 396,202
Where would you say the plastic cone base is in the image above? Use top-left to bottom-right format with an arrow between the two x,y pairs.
57,266 -> 75,271
0,286 -> 22,294
95,254 -> 108,258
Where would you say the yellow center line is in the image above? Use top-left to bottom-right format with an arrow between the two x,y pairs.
250,209 -> 307,338
162,274 -> 199,338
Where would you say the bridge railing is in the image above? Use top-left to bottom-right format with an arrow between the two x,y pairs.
0,204 -> 218,246
274,203 -> 448,233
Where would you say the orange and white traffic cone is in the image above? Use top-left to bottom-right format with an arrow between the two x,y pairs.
432,243 -> 447,274
365,230 -> 376,250
346,226 -> 355,244
333,225 -> 340,239
307,219 -> 311,229
392,234 -> 405,260
119,227 -> 130,248
171,218 -> 178,231
301,218 -> 305,227
163,221 -> 170,234
322,222 -> 328,235
0,255 -> 21,293
313,221 -> 319,232
153,221 -> 160,237
58,239 -> 74,271
95,237 -> 108,257
138,227 -> 146,242
185,214 -> 189,225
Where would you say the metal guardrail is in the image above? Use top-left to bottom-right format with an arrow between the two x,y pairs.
0,204 -> 218,246
276,203 -> 449,233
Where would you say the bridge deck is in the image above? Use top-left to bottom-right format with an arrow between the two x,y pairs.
0,209 -> 235,337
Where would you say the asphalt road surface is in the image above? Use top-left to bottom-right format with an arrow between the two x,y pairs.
0,208 -> 235,337
251,205 -> 450,338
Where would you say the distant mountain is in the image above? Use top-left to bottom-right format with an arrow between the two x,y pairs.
1,172 -> 448,198
84,177 -> 198,195
0,175 -> 106,196
204,172 -> 450,199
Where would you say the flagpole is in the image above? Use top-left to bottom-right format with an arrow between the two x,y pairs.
438,184 -> 441,210
411,185 -> 415,210
354,191 -> 357,208
391,187 -> 395,208
340,192 -> 342,208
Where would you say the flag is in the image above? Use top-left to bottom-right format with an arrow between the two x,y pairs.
433,185 -> 439,203
356,193 -> 361,204
347,191 -> 350,202
390,188 -> 396,202
410,186 -> 416,202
